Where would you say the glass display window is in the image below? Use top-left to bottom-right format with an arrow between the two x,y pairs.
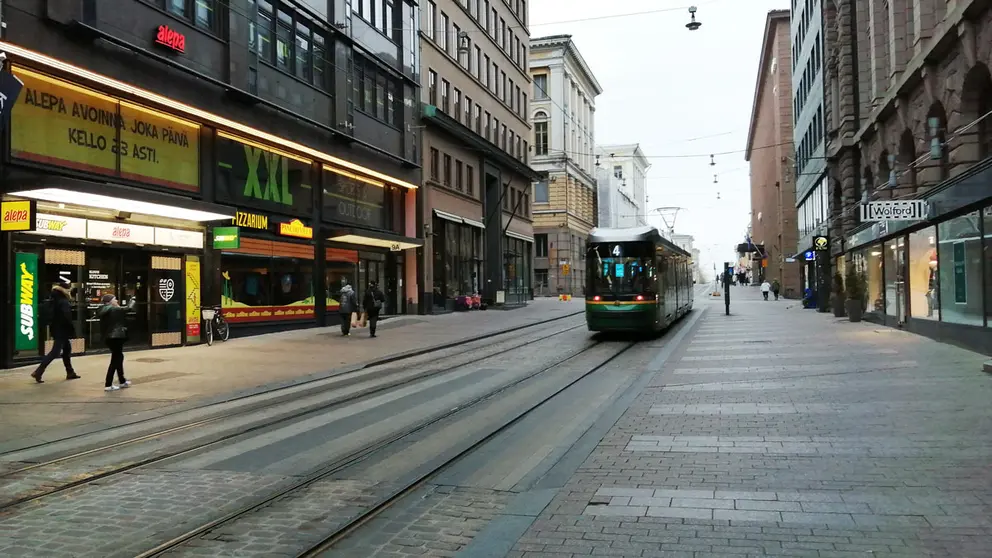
908,227 -> 939,321
865,244 -> 884,317
938,211 -> 984,326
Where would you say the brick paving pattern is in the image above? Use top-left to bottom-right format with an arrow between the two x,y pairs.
161,479 -> 396,558
507,290 -> 992,557
0,469 -> 291,558
331,485 -> 514,557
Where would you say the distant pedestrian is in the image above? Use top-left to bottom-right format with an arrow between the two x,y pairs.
98,294 -> 134,391
338,280 -> 358,336
760,280 -> 771,301
771,279 -> 781,301
30,278 -> 80,383
363,280 -> 386,338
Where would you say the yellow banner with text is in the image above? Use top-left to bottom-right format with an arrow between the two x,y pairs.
10,66 -> 201,192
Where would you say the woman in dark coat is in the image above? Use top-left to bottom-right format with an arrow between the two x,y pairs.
98,294 -> 134,391
362,280 -> 386,338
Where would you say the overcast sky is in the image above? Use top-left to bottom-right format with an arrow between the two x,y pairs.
529,0 -> 790,279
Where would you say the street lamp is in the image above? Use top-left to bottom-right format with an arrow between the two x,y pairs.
686,7 -> 702,31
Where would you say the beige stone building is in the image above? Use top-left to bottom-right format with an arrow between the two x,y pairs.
745,10 -> 802,297
823,0 -> 992,351
528,35 -> 602,296
419,0 -> 542,311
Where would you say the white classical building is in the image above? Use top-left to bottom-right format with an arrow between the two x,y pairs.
529,35 -> 603,296
595,144 -> 650,228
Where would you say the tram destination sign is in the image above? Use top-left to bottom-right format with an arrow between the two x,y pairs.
860,200 -> 928,222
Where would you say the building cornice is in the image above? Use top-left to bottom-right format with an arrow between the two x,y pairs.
530,35 -> 604,97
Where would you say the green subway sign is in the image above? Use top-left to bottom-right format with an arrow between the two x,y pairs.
213,226 -> 241,249
14,252 -> 39,352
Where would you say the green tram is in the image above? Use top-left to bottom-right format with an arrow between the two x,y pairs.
585,226 -> 694,332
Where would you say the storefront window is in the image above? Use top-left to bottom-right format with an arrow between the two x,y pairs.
445,220 -> 458,300
326,261 -> 357,309
432,215 -> 445,309
221,254 -> 315,322
938,212 -> 984,326
865,244 -> 884,317
985,207 -> 992,326
908,227 -> 939,321
883,237 -> 906,321
150,267 -> 184,342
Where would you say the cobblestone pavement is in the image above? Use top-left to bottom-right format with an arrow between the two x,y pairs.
0,469 -> 291,558
507,289 -> 992,557
0,299 -> 581,445
160,479 -> 398,558
329,485 -> 514,558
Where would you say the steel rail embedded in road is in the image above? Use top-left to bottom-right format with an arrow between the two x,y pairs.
131,338 -> 633,558
0,320 -> 585,512
0,308 -> 584,458
296,340 -> 637,558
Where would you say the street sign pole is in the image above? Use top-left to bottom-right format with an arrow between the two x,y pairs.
723,261 -> 731,315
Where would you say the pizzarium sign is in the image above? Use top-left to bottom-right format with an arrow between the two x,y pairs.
860,200 -> 929,222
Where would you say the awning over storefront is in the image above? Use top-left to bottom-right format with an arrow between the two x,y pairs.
7,176 -> 234,221
327,227 -> 423,251
505,230 -> 534,243
433,209 -> 485,229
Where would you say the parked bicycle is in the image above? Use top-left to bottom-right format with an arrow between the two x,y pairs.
200,305 -> 230,346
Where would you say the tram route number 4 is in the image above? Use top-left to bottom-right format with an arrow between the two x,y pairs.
612,245 -> 621,256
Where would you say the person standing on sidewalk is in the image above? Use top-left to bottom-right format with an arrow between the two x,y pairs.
760,279 -> 771,301
30,278 -> 80,383
338,280 -> 358,336
771,279 -> 781,300
363,280 -> 386,338
98,294 -> 134,391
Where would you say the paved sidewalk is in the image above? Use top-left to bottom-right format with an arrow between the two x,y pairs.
0,299 -> 582,445
510,287 -> 992,557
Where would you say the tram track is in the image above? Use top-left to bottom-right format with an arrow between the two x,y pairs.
0,317 -> 586,512
131,338 -> 637,558
0,309 -> 584,458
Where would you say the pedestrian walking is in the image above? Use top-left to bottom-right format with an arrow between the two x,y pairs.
98,294 -> 134,391
338,280 -> 358,336
760,280 -> 771,301
363,280 -> 386,338
771,279 -> 781,300
30,278 -> 80,383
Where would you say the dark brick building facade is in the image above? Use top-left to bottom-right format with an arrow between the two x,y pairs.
0,0 -> 425,367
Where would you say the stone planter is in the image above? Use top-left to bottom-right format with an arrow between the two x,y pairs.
832,295 -> 846,317
845,299 -> 863,322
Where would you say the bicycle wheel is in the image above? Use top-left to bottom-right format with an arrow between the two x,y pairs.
205,322 -> 213,346
217,318 -> 230,342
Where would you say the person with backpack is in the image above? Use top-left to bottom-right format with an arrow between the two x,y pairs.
363,280 -> 386,338
338,279 -> 359,336
31,277 -> 81,383
98,294 -> 135,391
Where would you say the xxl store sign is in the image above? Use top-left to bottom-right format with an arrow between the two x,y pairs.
28,213 -> 203,248
216,134 -> 313,216
9,66 -> 200,192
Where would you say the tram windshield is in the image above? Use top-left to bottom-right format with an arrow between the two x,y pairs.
586,241 -> 656,295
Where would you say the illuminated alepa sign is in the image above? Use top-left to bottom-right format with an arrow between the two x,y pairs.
155,25 -> 186,54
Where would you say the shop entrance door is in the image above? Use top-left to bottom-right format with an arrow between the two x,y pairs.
84,250 -> 149,349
